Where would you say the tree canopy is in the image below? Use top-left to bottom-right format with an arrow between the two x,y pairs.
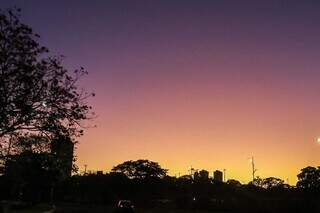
297,166 -> 320,192
250,176 -> 285,189
0,9 -> 94,159
261,177 -> 285,189
226,179 -> 242,187
111,159 -> 168,179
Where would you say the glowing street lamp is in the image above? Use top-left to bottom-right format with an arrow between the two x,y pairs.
317,137 -> 320,144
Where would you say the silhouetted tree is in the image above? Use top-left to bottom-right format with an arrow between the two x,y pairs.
297,166 -> 320,193
112,159 -> 167,179
261,177 -> 285,189
0,9 -> 94,161
249,176 -> 286,190
226,179 -> 242,187
177,175 -> 193,185
9,135 -> 50,155
249,176 -> 264,187
2,135 -> 76,201
4,151 -> 61,201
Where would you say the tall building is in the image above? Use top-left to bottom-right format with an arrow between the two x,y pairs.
97,171 -> 104,175
51,136 -> 74,178
194,169 -> 210,183
213,170 -> 223,182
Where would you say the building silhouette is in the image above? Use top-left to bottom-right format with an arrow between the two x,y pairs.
193,169 -> 210,183
51,136 -> 74,178
213,170 -> 223,182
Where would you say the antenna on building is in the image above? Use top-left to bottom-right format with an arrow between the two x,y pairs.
223,169 -> 226,182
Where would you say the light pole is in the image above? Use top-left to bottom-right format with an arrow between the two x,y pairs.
249,156 -> 257,182
84,164 -> 88,175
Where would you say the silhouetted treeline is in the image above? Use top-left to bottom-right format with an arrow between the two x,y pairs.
0,159 -> 320,212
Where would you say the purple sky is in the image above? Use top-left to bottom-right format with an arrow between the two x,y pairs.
1,0 -> 320,183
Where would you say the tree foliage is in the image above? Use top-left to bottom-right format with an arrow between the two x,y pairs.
297,166 -> 320,192
112,159 -> 168,179
226,179 -> 242,187
0,9 -> 94,159
261,177 -> 285,189
251,176 -> 285,189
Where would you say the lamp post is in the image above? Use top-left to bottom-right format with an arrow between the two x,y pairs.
84,164 -> 87,175
249,156 -> 257,182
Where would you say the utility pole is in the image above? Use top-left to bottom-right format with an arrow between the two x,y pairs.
223,169 -> 226,182
250,156 -> 257,182
189,166 -> 194,176
84,164 -> 88,175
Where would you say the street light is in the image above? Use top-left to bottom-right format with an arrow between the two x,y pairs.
248,156 -> 257,182
317,137 -> 320,144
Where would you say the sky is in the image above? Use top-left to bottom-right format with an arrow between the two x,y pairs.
1,0 -> 320,184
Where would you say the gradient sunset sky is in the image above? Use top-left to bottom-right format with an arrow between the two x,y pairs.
1,0 -> 320,184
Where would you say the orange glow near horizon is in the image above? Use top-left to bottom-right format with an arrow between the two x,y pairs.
75,72 -> 320,184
